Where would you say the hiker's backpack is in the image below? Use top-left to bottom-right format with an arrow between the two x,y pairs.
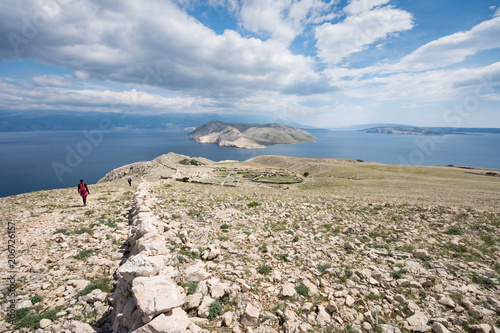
79,183 -> 86,193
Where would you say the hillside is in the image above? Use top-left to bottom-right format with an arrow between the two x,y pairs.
357,125 -> 500,135
188,121 -> 317,149
1,154 -> 499,332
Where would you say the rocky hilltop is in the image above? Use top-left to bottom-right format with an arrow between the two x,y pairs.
188,121 -> 317,149
1,153 -> 500,333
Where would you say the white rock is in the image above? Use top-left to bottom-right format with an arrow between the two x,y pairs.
117,254 -> 169,282
222,311 -> 234,326
280,283 -> 297,298
345,295 -> 355,306
302,279 -> 318,296
82,289 -> 107,303
16,299 -> 32,309
242,303 -> 259,326
432,322 -> 450,333
210,281 -> 230,298
135,233 -> 168,256
316,306 -> 330,326
183,261 -> 211,283
407,312 -> 428,332
379,324 -> 402,333
198,296 -> 214,318
68,280 -> 91,291
131,308 -> 191,333
67,320 -> 97,333
185,293 -> 203,310
438,295 -> 456,308
132,275 -> 186,322
39,318 -> 52,328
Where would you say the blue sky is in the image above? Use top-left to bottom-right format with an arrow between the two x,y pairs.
0,0 -> 499,128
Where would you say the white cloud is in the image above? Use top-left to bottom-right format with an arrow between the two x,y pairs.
32,74 -> 75,87
0,78 -> 200,112
315,4 -> 413,64
494,7 -> 500,17
239,0 -> 336,44
0,0 -> 321,98
343,0 -> 390,15
390,16 -> 500,72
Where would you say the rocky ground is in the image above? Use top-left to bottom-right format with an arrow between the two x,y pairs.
1,153 -> 499,333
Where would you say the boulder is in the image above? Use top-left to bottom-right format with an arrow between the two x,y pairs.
432,322 -> 450,333
131,308 -> 191,333
242,303 -> 259,326
117,254 -> 169,282
183,260 -> 210,283
132,275 -> 186,322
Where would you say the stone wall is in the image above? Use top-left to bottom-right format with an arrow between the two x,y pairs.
111,182 -> 205,333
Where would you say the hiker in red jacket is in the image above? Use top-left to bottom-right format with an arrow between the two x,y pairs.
77,179 -> 90,206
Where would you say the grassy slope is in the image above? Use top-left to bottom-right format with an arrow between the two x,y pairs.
247,155 -> 500,211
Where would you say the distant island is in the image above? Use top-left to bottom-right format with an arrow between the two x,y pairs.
188,121 -> 318,149
358,125 -> 500,135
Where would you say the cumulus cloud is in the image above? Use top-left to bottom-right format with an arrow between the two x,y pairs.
315,3 -> 414,65
0,0 -> 322,98
240,0 -> 336,44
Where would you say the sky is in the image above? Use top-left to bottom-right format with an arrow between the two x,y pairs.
0,0 -> 499,128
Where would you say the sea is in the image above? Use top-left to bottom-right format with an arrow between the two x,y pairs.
1,129 -> 500,197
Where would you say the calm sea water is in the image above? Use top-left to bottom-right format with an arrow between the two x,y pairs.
1,129 -> 499,197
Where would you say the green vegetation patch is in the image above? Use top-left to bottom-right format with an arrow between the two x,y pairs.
77,279 -> 112,297
73,227 -> 93,236
257,264 -> 272,275
180,159 -> 204,166
445,227 -> 464,235
75,249 -> 95,260
295,284 -> 309,297
13,308 -> 57,330
209,300 -> 222,319
317,264 -> 331,273
30,295 -> 43,304
472,273 -> 497,290
186,282 -> 198,295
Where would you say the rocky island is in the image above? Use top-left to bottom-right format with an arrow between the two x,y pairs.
1,153 -> 499,333
188,121 -> 317,149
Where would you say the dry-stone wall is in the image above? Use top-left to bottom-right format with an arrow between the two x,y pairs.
112,182 -> 205,333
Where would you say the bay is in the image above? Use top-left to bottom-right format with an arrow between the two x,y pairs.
1,129 -> 499,197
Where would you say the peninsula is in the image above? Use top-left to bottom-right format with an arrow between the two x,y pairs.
188,121 -> 317,149
358,125 -> 500,135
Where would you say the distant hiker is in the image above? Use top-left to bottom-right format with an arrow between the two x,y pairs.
78,179 -> 90,206
128,178 -> 132,186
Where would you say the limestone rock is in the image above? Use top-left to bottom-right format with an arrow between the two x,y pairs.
412,249 -> 429,259
242,303 -> 260,326
67,320 -> 97,333
432,322 -> 450,333
183,261 -> 211,283
117,254 -> 169,282
132,275 -> 186,322
131,308 -> 191,333
198,296 -> 214,318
